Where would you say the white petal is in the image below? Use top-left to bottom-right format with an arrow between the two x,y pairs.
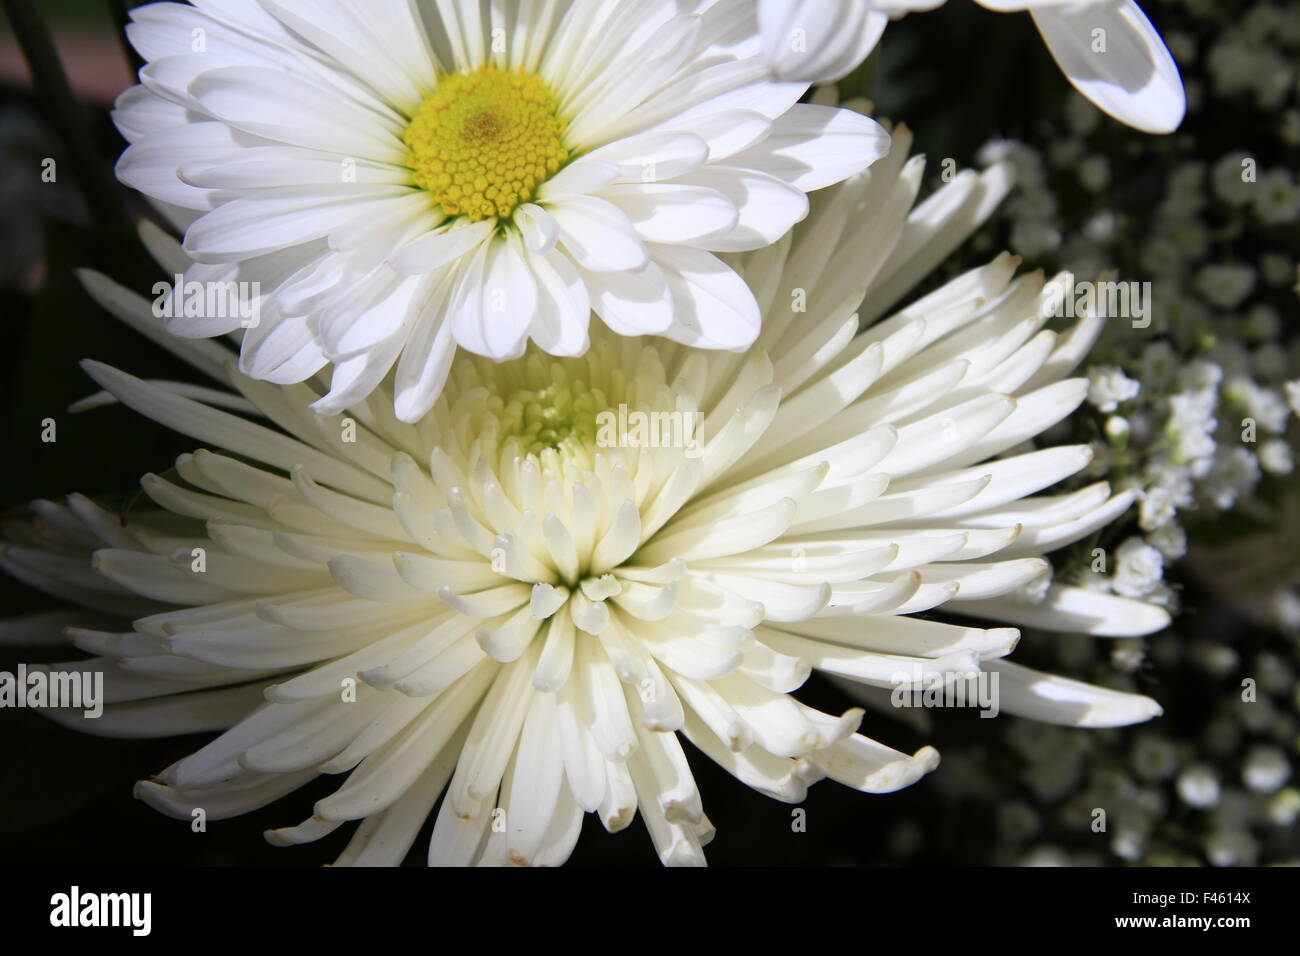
985,659 -> 1163,727
601,183 -> 738,245
729,104 -> 891,192
549,195 -> 649,272
650,244 -> 761,349
1030,0 -> 1185,134
759,0 -> 887,84
388,219 -> 496,275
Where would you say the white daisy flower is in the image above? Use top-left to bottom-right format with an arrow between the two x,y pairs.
114,0 -> 889,422
760,0 -> 1186,134
2,130 -> 1167,866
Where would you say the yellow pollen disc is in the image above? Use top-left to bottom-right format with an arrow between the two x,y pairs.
404,66 -> 570,222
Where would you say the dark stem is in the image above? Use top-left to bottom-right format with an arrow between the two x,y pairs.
1,0 -> 126,226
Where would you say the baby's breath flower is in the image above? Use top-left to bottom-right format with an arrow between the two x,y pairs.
1242,745 -> 1291,793
1194,263 -> 1258,309
1113,538 -> 1165,599
1177,765 -> 1222,808
1088,366 -> 1141,413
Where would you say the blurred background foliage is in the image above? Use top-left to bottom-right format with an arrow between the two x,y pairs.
0,0 -> 1296,866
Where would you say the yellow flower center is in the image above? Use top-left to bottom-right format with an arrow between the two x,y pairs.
473,351 -> 610,462
497,378 -> 607,457
404,66 -> 570,222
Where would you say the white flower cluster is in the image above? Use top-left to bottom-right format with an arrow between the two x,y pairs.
914,0 -> 1300,865
902,608 -> 1300,866
975,0 -> 1300,558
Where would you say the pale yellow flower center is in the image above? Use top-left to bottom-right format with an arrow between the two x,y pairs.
492,377 -> 607,457
405,66 -> 570,222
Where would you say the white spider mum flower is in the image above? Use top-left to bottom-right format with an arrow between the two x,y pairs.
760,0 -> 1185,134
2,130 -> 1168,867
114,0 -> 889,421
